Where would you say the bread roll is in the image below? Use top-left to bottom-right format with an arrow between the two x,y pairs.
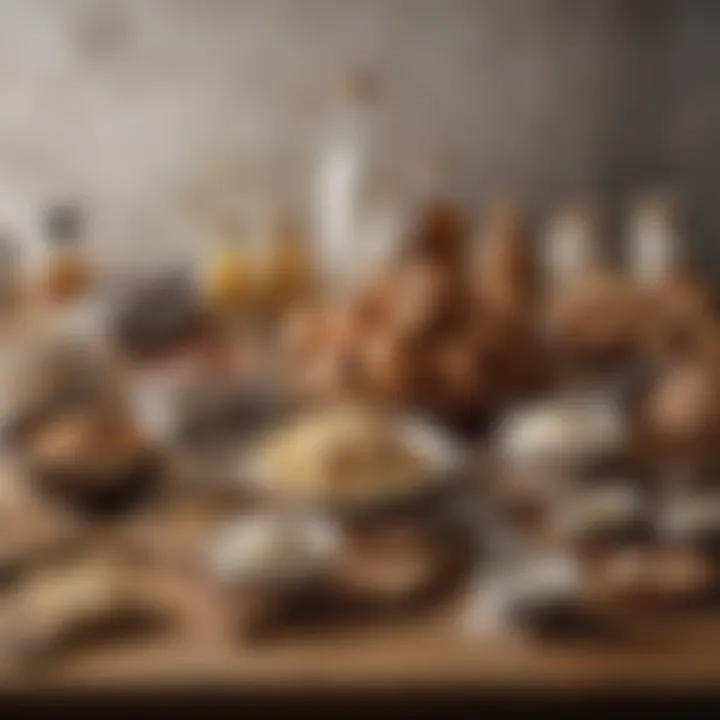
403,198 -> 466,267
473,199 -> 534,322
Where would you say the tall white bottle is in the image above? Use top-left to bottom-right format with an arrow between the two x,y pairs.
542,201 -> 605,295
627,192 -> 682,286
313,71 -> 380,296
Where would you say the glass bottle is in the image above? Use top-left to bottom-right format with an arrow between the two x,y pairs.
263,212 -> 315,319
627,192 -> 682,286
199,214 -> 256,320
43,203 -> 93,303
542,201 -> 605,295
0,232 -> 20,313
313,69 -> 380,297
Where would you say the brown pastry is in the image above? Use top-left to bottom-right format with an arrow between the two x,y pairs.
473,199 -> 534,322
639,358 -> 719,461
642,273 -> 716,361
480,312 -> 549,404
282,305 -> 362,403
278,304 -> 326,364
403,198 -> 466,267
351,271 -> 396,334
427,330 -> 487,421
333,521 -> 460,606
389,260 -> 464,341
355,329 -> 421,408
543,271 -> 645,372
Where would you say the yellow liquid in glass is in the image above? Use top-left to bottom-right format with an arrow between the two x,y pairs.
46,249 -> 93,302
264,237 -> 314,316
202,247 -> 255,315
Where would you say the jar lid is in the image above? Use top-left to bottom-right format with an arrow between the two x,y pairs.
45,203 -> 83,242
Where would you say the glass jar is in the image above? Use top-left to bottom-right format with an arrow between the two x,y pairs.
43,203 -> 93,303
199,219 -> 256,320
263,214 -> 315,319
0,233 -> 20,312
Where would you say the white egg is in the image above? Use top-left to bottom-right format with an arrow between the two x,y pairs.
497,394 -> 625,471
508,553 -> 582,603
204,513 -> 342,587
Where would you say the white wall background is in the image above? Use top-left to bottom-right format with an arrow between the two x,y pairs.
0,0 -> 716,272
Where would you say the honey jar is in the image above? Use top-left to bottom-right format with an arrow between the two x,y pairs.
42,203 -> 93,303
0,232 -> 20,313
200,227 -> 256,319
263,215 -> 315,319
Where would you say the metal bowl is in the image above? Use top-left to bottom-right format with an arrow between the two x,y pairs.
240,413 -> 468,524
4,403 -> 162,519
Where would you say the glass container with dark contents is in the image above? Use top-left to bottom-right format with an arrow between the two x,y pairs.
9,403 -> 161,518
42,203 -> 94,303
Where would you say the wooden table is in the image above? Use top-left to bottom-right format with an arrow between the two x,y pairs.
0,305 -> 718,699
2,497 -> 719,697
4,605 -> 720,696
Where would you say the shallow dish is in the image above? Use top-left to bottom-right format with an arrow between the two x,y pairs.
4,403 -> 162,518
241,413 -> 466,521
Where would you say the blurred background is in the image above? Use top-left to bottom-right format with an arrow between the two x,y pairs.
0,0 -> 717,269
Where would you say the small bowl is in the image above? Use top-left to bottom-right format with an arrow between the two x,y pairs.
241,414 -> 466,523
23,451 -> 162,518
106,270 -> 210,362
199,512 -> 343,640
331,518 -> 474,608
5,405 -> 162,518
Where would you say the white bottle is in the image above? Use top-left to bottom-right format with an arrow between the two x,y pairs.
627,192 -> 682,286
542,202 -> 605,294
313,71 -> 381,295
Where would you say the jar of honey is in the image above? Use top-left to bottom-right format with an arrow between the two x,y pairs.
200,227 -> 256,319
263,215 -> 315,319
43,203 -> 93,303
0,232 -> 20,313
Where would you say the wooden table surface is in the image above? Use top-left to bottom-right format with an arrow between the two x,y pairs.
0,304 -> 718,697
5,602 -> 720,694
2,498 -> 719,696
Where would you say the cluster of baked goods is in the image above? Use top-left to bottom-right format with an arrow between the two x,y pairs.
281,193 -> 719,439
281,199 -> 545,426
